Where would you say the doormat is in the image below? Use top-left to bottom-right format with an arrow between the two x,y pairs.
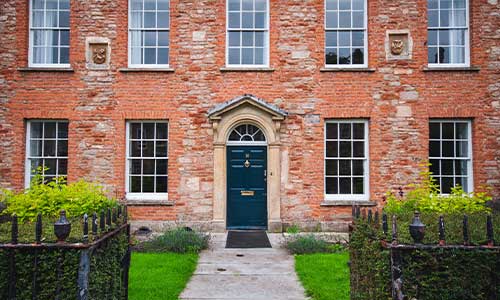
225,231 -> 272,248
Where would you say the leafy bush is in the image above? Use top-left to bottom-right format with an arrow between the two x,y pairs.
0,172 -> 117,222
384,163 -> 492,215
138,228 -> 209,253
286,235 -> 345,254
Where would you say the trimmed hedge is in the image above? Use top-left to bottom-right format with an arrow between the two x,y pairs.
350,213 -> 500,300
0,226 -> 129,300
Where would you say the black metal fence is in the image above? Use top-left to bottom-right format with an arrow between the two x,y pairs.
0,207 -> 130,300
351,205 -> 499,300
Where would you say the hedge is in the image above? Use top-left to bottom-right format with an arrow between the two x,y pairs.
350,212 -> 500,300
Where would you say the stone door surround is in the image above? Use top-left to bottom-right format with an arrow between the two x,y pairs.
208,95 -> 287,232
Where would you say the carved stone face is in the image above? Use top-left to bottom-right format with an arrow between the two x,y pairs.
92,46 -> 107,64
391,40 -> 405,55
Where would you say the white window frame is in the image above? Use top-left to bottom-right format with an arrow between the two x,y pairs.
128,0 -> 170,69
29,0 -> 71,68
324,119 -> 370,201
324,0 -> 368,68
225,0 -> 270,68
427,0 -> 470,68
429,119 -> 473,193
25,120 -> 69,188
125,121 -> 169,201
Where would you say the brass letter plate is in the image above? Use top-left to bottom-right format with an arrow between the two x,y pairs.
240,190 -> 255,196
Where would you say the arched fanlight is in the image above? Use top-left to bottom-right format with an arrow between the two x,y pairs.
228,124 -> 266,143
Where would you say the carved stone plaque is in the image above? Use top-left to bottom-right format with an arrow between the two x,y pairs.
85,37 -> 111,69
385,30 -> 412,61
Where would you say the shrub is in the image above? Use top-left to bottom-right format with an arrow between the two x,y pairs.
286,235 -> 344,254
138,228 -> 209,253
384,163 -> 492,215
0,171 -> 118,222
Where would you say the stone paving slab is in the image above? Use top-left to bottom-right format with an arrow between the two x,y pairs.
180,234 -> 308,300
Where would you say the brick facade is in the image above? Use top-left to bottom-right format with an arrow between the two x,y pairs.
0,0 -> 499,232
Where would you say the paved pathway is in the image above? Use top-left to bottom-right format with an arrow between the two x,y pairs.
180,234 -> 308,300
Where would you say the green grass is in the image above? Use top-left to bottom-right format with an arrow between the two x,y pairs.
295,252 -> 350,300
129,252 -> 198,300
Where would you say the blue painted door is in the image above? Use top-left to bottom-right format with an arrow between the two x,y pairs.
227,146 -> 267,229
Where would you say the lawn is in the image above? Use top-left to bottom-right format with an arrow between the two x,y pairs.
129,252 -> 198,300
295,252 -> 350,300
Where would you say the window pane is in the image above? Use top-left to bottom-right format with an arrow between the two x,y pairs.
44,122 -> 56,138
30,140 -> 43,156
33,0 -> 44,9
456,141 -> 468,157
442,123 -> 454,139
58,159 -> 68,175
442,141 -> 454,157
339,48 -> 351,64
131,12 -> 143,28
156,123 -> 168,139
326,177 -> 338,194
158,31 -> 169,46
255,0 -> 266,10
429,123 -> 440,139
339,178 -> 351,194
229,31 -> 240,46
143,176 -> 154,192
454,0 -> 466,8
455,160 -> 467,175
156,177 -> 168,193
59,11 -> 69,27
339,0 -> 351,10
60,30 -> 69,46
131,0 -> 142,10
143,141 -> 155,157
326,12 -> 338,28
326,0 -> 338,10
158,0 -> 170,10
144,12 -> 156,28
131,176 -> 141,192
428,47 -> 438,63
57,140 -> 68,156
353,160 -> 364,175
242,12 -> 253,28
453,9 -> 466,27
326,160 -> 338,176
255,31 -> 264,46
242,0 -> 253,10
143,160 -> 155,174
456,177 -> 468,192
326,141 -> 338,157
143,123 -> 155,138
441,177 -> 453,193
353,178 -> 364,194
352,48 -> 364,64
31,122 -> 43,138
156,141 -> 168,157
340,123 -> 351,138
352,31 -> 364,47
229,48 -> 240,64
144,48 -> 156,64
242,48 -> 253,64
441,160 -> 453,175
353,141 -> 364,157
428,0 -> 439,9
242,31 -> 253,46
255,48 -> 264,64
131,141 -> 141,157
255,12 -> 266,28
326,48 -> 338,64
156,159 -> 168,175
131,47 -> 143,64
157,12 -> 169,28
428,30 -> 437,46
339,141 -> 351,157
45,159 -> 57,174
339,160 -> 351,175
229,12 -> 240,28
131,160 -> 142,175
326,123 -> 338,139
430,159 -> 440,175
144,0 -> 156,10
441,0 -> 452,9
33,11 -> 44,27
451,47 -> 464,64
428,10 -> 439,27
352,12 -> 364,28
429,141 -> 440,157
145,31 -> 156,46
440,10 -> 451,27
353,123 -> 364,139
326,31 -> 337,47
45,11 -> 58,27
46,0 -> 57,9
339,12 -> 351,28
228,0 -> 240,11
455,123 -> 468,139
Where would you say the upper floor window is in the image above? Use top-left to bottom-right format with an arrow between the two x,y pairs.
129,0 -> 170,68
126,121 -> 169,201
226,0 -> 269,67
325,120 -> 369,201
427,0 -> 469,66
325,0 -> 367,67
429,120 -> 472,193
25,120 -> 68,187
30,0 -> 70,67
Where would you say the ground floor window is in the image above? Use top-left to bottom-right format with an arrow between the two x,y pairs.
429,120 -> 472,193
325,119 -> 369,201
25,120 -> 68,187
126,121 -> 169,200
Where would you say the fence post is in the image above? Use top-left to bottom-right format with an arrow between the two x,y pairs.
486,215 -> 494,247
92,212 -> 98,239
391,215 -> 398,244
35,214 -> 42,244
77,249 -> 90,300
83,214 -> 89,244
382,213 -> 388,236
368,209 -> 373,223
11,214 -> 18,245
106,208 -> 112,228
439,215 -> 446,246
463,214 -> 469,246
100,211 -> 105,232
390,248 -> 405,300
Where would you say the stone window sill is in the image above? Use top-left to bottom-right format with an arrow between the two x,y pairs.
320,67 -> 376,72
119,68 -> 175,72
423,66 -> 480,72
18,67 -> 74,72
220,67 -> 275,72
126,199 -> 174,206
321,200 -> 377,207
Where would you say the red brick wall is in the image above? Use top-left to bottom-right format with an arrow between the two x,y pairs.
0,0 -> 499,227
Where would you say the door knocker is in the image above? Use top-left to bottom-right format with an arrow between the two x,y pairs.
244,159 -> 251,168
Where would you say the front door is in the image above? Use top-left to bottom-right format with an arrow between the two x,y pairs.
227,146 -> 267,229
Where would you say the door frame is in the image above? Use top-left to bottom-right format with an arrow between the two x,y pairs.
226,145 -> 268,230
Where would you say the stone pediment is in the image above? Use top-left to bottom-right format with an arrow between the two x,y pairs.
208,94 -> 287,120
